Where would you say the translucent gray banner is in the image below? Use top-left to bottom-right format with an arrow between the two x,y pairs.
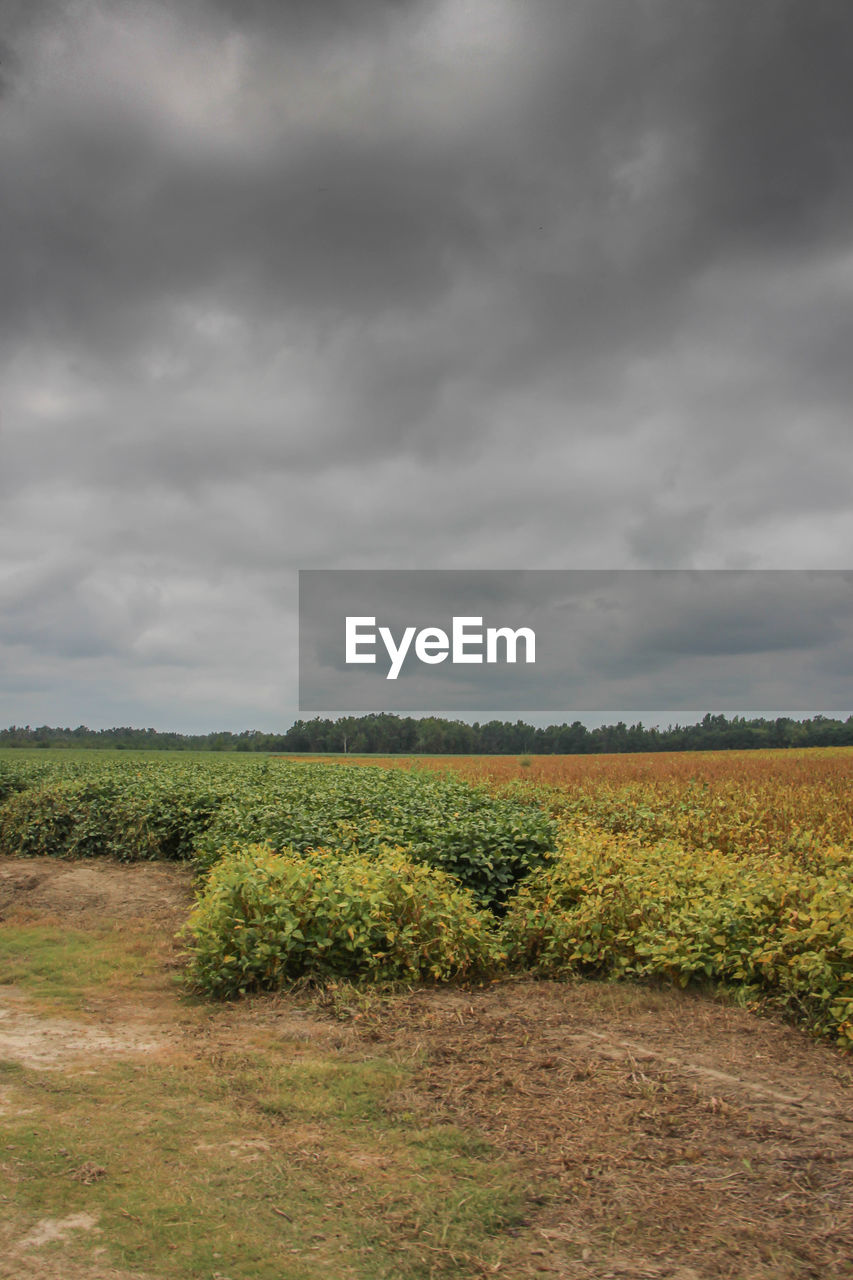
298,570 -> 853,714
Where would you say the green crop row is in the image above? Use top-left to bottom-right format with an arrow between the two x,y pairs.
191,762 -> 556,909
0,753 -> 557,911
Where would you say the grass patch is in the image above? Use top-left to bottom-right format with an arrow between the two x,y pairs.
0,913 -> 535,1279
0,923 -> 171,1012
2,1044 -> 531,1279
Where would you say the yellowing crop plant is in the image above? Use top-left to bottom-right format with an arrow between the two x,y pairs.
361,748 -> 853,1045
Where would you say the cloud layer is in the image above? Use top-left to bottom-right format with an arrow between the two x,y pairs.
3,0 -> 852,728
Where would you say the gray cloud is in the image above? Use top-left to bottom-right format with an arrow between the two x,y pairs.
2,0 -> 852,728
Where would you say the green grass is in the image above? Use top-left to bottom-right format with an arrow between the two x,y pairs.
1,1050 -> 530,1279
0,919 -> 535,1280
0,923 -> 171,1011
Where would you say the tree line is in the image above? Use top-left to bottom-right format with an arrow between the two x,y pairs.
2,712 -> 853,754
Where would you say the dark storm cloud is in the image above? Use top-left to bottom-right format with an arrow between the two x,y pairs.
3,0 -> 852,435
3,1 -> 847,353
203,0 -> 420,39
682,1 -> 853,251
1,125 -> 482,348
532,0 -> 853,250
3,0 -> 853,727
0,36 -> 19,99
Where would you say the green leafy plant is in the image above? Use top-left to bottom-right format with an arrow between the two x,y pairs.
184,843 -> 503,996
191,762 -> 557,910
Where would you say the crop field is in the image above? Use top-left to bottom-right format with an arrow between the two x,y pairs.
1,746 -> 852,1043
1,746 -> 852,1278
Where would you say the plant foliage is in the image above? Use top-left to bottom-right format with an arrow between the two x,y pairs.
184,843 -> 501,995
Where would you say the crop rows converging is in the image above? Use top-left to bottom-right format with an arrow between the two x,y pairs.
1,748 -> 851,1047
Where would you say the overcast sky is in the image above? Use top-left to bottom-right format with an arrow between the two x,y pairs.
2,0 -> 852,731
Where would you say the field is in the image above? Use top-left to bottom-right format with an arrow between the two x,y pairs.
1,747 -> 852,1279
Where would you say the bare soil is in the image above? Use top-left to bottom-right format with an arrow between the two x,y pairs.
2,857 -> 852,1279
0,858 -> 195,927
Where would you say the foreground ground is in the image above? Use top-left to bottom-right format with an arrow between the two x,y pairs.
1,857 -> 851,1280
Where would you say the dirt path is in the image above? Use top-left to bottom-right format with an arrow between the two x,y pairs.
2,857 -> 852,1279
